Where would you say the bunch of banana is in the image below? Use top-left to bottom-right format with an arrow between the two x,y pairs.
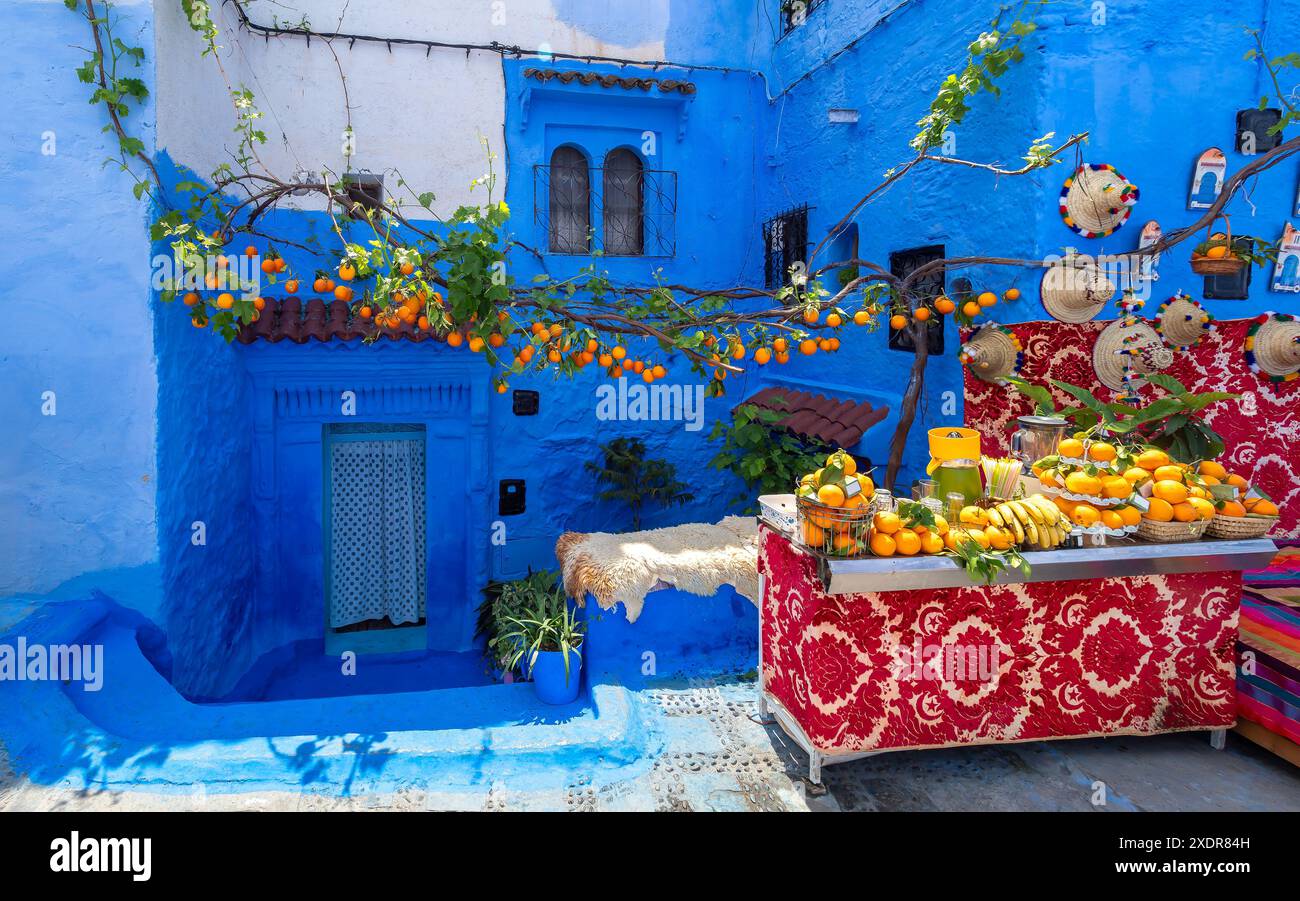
986,494 -> 1074,550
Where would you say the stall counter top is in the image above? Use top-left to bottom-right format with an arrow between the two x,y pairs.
772,528 -> 1279,594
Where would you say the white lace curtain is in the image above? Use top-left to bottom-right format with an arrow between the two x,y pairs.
328,438 -> 427,629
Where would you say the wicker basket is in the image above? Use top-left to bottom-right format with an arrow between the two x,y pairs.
1136,517 -> 1211,543
796,495 -> 873,558
1189,215 -> 1246,276
1205,513 -> 1278,540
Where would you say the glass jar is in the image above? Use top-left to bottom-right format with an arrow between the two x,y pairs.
870,488 -> 894,517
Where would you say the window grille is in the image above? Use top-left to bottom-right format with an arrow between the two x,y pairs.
763,204 -> 811,289
535,158 -> 676,257
547,146 -> 591,254
781,0 -> 827,34
603,148 -> 645,256
343,172 -> 384,218
888,244 -> 946,355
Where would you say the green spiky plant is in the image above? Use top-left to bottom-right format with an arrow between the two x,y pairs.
585,437 -> 694,531
495,603 -> 584,684
478,570 -> 565,674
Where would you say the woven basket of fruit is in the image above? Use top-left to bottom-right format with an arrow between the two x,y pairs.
1205,512 -> 1278,540
1189,216 -> 1247,276
1136,517 -> 1211,543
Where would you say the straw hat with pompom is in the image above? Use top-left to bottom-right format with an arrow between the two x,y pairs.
1153,292 -> 1215,351
1092,318 -> 1174,392
959,324 -> 1023,384
1246,312 -> 1300,382
1040,254 -> 1115,323
1059,163 -> 1140,238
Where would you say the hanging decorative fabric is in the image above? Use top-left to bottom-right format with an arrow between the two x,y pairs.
328,438 -> 427,629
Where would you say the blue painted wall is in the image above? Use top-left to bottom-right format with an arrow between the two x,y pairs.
0,1 -> 159,599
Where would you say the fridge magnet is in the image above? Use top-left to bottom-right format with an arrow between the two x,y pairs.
1188,148 -> 1226,210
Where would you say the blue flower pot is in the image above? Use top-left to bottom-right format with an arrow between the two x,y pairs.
528,647 -> 583,705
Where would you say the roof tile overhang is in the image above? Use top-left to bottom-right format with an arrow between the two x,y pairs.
235,298 -> 447,344
522,67 -> 696,95
737,387 -> 889,448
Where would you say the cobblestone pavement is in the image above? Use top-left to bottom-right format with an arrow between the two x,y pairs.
3,677 -> 1299,811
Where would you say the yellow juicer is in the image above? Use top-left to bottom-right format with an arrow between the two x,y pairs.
926,427 -> 982,476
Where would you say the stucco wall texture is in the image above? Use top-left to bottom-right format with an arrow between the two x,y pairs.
3,2 -> 1299,684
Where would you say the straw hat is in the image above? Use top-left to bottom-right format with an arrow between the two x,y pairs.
959,324 -> 1023,384
1092,318 -> 1174,391
1040,255 -> 1116,323
1059,163 -> 1140,238
1246,312 -> 1300,382
1153,292 -> 1215,350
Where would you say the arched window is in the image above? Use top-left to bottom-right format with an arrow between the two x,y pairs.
603,148 -> 644,256
548,146 -> 590,254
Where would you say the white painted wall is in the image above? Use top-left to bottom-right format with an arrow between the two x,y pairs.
154,0 -> 672,217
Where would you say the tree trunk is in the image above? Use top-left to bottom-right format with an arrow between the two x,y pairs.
885,320 -> 930,490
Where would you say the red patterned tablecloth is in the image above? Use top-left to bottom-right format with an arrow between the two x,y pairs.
759,527 -> 1240,755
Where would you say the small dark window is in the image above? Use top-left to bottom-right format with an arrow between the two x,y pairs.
781,0 -> 826,34
888,244 -> 946,355
1204,267 -> 1251,300
763,204 -> 810,289
498,479 -> 526,516
512,390 -> 539,416
343,172 -> 384,217
547,146 -> 591,254
1236,108 -> 1283,155
603,148 -> 644,256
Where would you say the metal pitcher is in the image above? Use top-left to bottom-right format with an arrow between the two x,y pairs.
1009,415 -> 1069,470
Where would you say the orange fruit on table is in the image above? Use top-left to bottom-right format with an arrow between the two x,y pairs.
1187,485 -> 1210,500
1116,505 -> 1142,527
754,348 -> 772,365
817,484 -> 846,507
931,514 -> 949,537
1199,474 -> 1220,486
869,531 -> 896,557
1153,464 -> 1185,483
1187,497 -> 1215,520
1100,509 -> 1125,531
831,531 -> 857,553
1198,460 -> 1227,480
962,301 -> 981,317
1058,438 -> 1085,458
1136,449 -> 1170,471
1251,499 -> 1279,517
920,531 -> 945,555
1053,495 -> 1078,515
889,314 -> 907,330
894,528 -> 921,556
801,520 -> 826,548
1152,479 -> 1189,504
1144,497 -> 1174,522
827,450 -> 857,476
1064,471 -> 1103,496
1172,502 -> 1199,523
1004,288 -> 1021,301
1226,474 -> 1249,492
873,511 -> 902,535
986,526 -> 1011,550
966,528 -> 991,550
977,291 -> 998,308
1071,504 -> 1101,527
935,296 -> 956,315
1088,442 -> 1117,463
1219,500 -> 1247,518
1122,466 -> 1150,484
1102,476 -> 1132,499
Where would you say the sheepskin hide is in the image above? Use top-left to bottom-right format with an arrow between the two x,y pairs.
555,516 -> 759,623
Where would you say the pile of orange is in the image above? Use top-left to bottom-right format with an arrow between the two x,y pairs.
1134,453 -> 1218,524
1035,437 -> 1134,521
865,506 -> 948,557
795,450 -> 878,556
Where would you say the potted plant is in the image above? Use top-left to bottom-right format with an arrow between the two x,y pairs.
496,602 -> 585,705
477,570 -> 564,681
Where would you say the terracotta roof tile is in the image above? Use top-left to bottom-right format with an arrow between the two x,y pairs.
523,67 -> 696,95
235,298 -> 448,345
737,387 -> 888,448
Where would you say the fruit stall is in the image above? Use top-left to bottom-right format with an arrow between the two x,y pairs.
757,429 -> 1282,784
